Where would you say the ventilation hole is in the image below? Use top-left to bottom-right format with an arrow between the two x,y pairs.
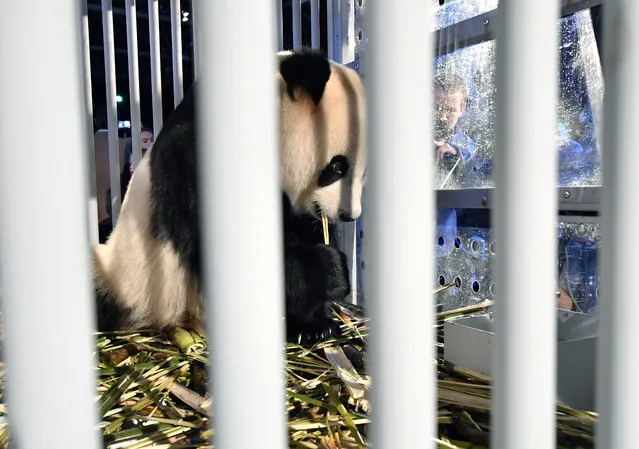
360,260 -> 366,269
357,0 -> 363,6
490,242 -> 496,254
358,30 -> 363,41
472,280 -> 480,293
439,0 -> 445,5
359,230 -> 364,239
490,283 -> 495,296
454,237 -> 461,248
438,235 -> 445,246
471,240 -> 480,253
438,275 -> 446,286
454,277 -> 462,288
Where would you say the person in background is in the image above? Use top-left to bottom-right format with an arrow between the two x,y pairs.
433,72 -> 476,167
119,126 -> 154,200
129,127 -> 155,176
102,126 -> 155,242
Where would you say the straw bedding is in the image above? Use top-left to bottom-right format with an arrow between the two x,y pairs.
0,296 -> 595,448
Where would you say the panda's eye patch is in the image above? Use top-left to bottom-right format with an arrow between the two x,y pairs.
318,155 -> 350,187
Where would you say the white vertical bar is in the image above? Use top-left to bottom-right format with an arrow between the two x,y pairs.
126,0 -> 143,171
149,0 -> 164,134
491,1 -> 559,448
292,0 -> 302,48
78,0 -> 100,244
197,1 -> 287,448
351,222 -> 358,305
596,0 -> 639,447
0,1 -> 100,448
191,0 -> 199,81
170,0 -> 184,107
364,0 -> 435,448
275,0 -> 284,51
327,0 -> 334,60
310,0 -> 320,49
102,0 -> 122,227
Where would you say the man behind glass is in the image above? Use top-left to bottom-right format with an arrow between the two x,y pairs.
433,72 -> 476,180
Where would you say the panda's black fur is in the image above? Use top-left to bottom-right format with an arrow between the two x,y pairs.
280,192 -> 351,341
94,48 -> 365,344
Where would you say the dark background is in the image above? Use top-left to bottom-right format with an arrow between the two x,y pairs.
87,1 -> 603,137
87,0 -> 331,136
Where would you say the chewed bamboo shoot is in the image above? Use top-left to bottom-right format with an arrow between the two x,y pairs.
321,211 -> 329,245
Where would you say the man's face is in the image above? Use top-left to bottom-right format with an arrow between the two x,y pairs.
434,89 -> 465,133
141,131 -> 154,150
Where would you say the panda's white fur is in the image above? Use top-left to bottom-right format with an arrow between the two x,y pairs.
92,48 -> 367,341
276,50 -> 367,222
92,148 -> 204,332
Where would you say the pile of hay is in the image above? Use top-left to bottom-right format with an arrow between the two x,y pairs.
0,296 -> 596,448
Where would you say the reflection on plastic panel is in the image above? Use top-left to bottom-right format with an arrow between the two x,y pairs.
435,211 -> 601,314
432,10 -> 604,190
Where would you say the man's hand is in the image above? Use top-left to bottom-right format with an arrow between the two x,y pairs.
434,140 -> 457,162
557,287 -> 573,311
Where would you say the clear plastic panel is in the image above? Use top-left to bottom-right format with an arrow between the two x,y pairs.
435,209 -> 495,311
433,10 -> 604,189
556,11 -> 604,187
435,209 -> 601,314
431,0 -> 499,31
433,40 -> 496,189
557,221 -> 600,314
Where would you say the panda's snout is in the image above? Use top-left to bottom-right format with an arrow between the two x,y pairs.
338,211 -> 355,222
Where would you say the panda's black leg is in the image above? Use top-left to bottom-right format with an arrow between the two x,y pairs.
284,243 -> 351,344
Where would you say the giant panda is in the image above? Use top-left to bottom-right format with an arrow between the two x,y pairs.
92,48 -> 367,344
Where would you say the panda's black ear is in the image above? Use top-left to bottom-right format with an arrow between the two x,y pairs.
280,48 -> 331,105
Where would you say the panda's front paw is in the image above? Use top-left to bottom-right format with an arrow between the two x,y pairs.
290,303 -> 340,345
315,244 -> 351,303
285,244 -> 351,345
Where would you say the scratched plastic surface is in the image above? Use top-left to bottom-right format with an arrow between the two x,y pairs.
557,221 -> 601,314
351,4 -> 604,308
432,8 -> 604,190
354,0 -> 368,62
431,0 -> 498,31
436,211 -> 495,312
435,211 -> 601,313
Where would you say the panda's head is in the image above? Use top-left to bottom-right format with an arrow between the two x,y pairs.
277,49 -> 367,223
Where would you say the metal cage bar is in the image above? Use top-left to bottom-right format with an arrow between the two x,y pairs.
192,0 -> 200,80
327,0 -> 334,60
364,0 -> 436,447
491,1 -> 559,448
197,1 -> 287,448
102,0 -> 122,226
0,1 -> 628,447
275,0 -> 284,50
126,0 -> 143,171
170,0 -> 184,107
292,0 -> 302,48
148,0 -> 164,134
596,0 -> 639,446
434,1 -> 601,60
0,1 -> 101,447
78,0 -> 100,244
310,0 -> 321,49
